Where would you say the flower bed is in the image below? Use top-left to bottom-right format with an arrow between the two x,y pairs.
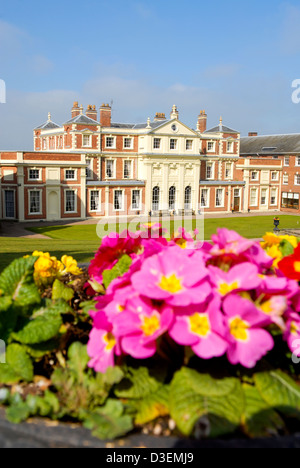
1,226 -> 300,442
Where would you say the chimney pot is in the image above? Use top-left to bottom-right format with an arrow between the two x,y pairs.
100,103 -> 111,126
248,132 -> 258,137
197,110 -> 207,133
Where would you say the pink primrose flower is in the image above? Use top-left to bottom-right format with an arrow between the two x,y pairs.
209,263 -> 261,297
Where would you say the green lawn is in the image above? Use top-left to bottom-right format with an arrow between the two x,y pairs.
28,215 -> 300,242
0,238 -> 100,273
0,214 -> 299,273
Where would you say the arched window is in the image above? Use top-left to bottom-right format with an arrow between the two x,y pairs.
152,186 -> 160,211
169,186 -> 176,211
184,186 -> 192,210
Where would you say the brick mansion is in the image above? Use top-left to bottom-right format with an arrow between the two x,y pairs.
0,101 -> 300,221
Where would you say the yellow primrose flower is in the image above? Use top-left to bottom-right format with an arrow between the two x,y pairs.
61,255 -> 82,276
279,235 -> 298,249
261,232 -> 281,249
266,245 -> 283,269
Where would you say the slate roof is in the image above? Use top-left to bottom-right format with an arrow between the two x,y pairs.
240,134 -> 300,154
204,124 -> 238,134
34,120 -> 61,130
111,120 -> 169,130
63,114 -> 99,125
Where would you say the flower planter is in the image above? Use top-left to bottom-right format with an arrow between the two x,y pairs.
0,409 -> 300,448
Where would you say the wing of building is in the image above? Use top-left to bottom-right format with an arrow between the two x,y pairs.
0,102 -> 293,221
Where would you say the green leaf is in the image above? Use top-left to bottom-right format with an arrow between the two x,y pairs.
52,279 -> 74,302
0,256 -> 40,307
6,344 -> 33,382
254,370 -> 300,418
102,255 -> 132,289
280,240 -> 295,258
0,307 -> 18,343
23,339 -> 59,359
242,384 -> 285,438
169,368 -> 244,437
115,367 -> 162,399
0,296 -> 13,312
83,399 -> 133,440
6,401 -> 32,423
134,385 -> 170,425
0,364 -> 20,385
80,300 -> 97,316
12,301 -> 69,345
67,342 -> 89,378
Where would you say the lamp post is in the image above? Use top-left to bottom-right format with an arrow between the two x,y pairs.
273,217 -> 280,234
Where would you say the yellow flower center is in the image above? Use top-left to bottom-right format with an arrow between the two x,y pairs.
189,313 -> 211,337
117,304 -> 125,313
230,317 -> 249,341
140,314 -> 161,337
103,332 -> 116,351
159,274 -> 182,293
294,262 -> 300,273
175,239 -> 187,249
291,321 -> 299,335
260,300 -> 272,315
218,281 -> 239,296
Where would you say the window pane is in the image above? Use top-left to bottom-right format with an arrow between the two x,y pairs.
184,186 -> 192,210
106,160 -> 114,178
201,189 -> 208,207
66,191 -> 75,212
152,186 -> 160,211
124,161 -> 132,179
90,191 -> 100,211
132,190 -> 140,210
29,191 -> 40,213
169,186 -> 176,210
114,190 -> 123,210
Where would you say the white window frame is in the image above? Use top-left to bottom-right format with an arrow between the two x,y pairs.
225,162 -> 233,179
250,188 -> 258,206
284,156 -> 290,166
153,138 -> 161,150
90,190 -> 101,212
131,189 -> 141,211
28,169 -> 41,181
260,188 -> 268,206
206,162 -> 214,180
105,159 -> 115,179
296,157 -> 300,167
65,169 -> 77,181
227,141 -> 234,153
271,171 -> 279,181
270,188 -> 278,206
123,137 -> 133,149
28,190 -> 42,215
251,171 -> 259,181
295,174 -> 300,186
105,136 -> 116,149
170,138 -> 178,150
283,174 -> 289,185
86,158 -> 93,179
185,139 -> 193,151
123,160 -> 132,179
215,188 -> 224,208
42,138 -> 47,150
200,188 -> 210,208
65,189 -> 77,214
207,141 -> 216,152
113,189 -> 124,211
82,134 -> 92,148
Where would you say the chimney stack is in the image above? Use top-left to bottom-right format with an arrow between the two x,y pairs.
100,103 -> 111,127
86,104 -> 98,121
197,110 -> 207,133
248,132 -> 258,137
170,104 -> 179,120
154,112 -> 166,121
71,101 -> 80,119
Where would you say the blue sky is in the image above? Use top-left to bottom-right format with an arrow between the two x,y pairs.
1,0 -> 300,149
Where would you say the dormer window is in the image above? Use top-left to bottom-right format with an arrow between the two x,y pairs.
207,141 -> 215,152
83,134 -> 91,147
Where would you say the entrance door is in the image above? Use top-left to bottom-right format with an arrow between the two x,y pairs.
47,190 -> 60,220
4,190 -> 15,219
233,189 -> 240,212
